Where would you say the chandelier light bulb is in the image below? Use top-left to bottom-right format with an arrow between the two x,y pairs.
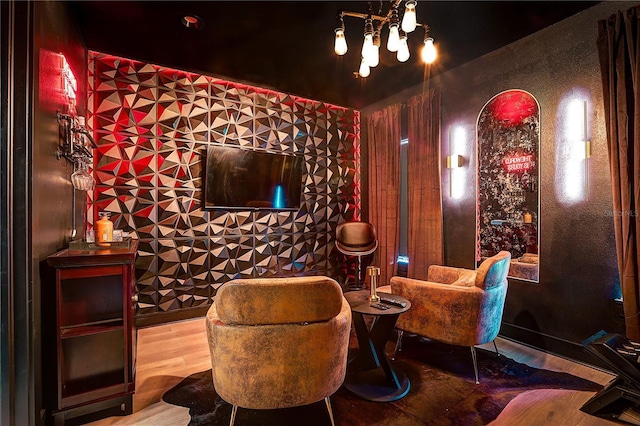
421,37 -> 437,63
361,33 -> 374,63
401,0 -> 417,33
367,30 -> 381,67
368,44 -> 380,67
397,33 -> 410,62
334,28 -> 348,55
387,24 -> 400,52
359,56 -> 371,77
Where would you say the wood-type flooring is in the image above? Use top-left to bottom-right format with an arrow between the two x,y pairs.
85,317 -> 620,426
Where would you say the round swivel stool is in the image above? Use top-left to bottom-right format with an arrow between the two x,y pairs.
336,221 -> 378,291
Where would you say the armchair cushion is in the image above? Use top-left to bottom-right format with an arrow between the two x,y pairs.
427,265 -> 476,287
215,276 -> 344,325
518,253 -> 539,264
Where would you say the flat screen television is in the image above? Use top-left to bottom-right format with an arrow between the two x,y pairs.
203,145 -> 304,210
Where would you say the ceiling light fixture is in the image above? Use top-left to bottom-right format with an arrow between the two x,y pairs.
334,0 -> 437,78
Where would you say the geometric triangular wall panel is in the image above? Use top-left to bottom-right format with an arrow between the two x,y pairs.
88,51 -> 360,321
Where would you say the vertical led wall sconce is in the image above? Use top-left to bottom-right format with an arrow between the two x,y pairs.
556,92 -> 592,205
446,154 -> 463,197
583,100 -> 591,201
446,126 -> 464,197
446,154 -> 463,169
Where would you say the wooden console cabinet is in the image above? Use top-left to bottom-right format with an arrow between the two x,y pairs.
47,239 -> 138,425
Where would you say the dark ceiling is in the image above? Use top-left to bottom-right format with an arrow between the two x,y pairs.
68,1 -> 600,109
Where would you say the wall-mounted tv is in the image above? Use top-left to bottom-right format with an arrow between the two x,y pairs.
204,145 -> 304,210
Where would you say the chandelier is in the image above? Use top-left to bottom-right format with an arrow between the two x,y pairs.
334,0 -> 437,77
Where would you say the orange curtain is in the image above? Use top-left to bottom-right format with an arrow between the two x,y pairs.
406,90 -> 443,280
364,104 -> 401,285
597,6 -> 640,341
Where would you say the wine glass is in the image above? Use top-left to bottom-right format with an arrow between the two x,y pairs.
71,162 -> 95,191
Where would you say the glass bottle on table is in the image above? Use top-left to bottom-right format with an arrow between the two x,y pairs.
96,212 -> 113,247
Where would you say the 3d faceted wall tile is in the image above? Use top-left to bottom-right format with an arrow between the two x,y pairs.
88,52 -> 360,319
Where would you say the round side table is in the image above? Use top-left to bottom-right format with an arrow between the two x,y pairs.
343,290 -> 411,402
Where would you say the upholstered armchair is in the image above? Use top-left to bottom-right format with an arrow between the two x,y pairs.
388,251 -> 511,383
205,276 -> 352,426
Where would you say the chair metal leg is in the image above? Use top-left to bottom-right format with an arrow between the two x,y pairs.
470,346 -> 479,384
394,330 -> 404,356
325,396 -> 336,426
493,340 -> 500,357
229,404 -> 238,426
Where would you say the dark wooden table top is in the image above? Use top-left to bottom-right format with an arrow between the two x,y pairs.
344,290 -> 411,316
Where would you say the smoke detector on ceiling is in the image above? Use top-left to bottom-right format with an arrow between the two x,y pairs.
182,15 -> 204,30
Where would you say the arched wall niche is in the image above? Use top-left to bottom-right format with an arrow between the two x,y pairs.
476,89 -> 540,282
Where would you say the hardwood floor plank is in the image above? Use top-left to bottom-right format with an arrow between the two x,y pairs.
84,318 -> 619,426
479,338 -> 614,386
491,389 -> 619,425
87,401 -> 191,426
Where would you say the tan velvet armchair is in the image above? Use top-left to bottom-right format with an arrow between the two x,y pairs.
388,251 -> 511,383
205,276 -> 352,426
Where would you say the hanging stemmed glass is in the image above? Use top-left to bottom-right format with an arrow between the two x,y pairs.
71,161 -> 95,191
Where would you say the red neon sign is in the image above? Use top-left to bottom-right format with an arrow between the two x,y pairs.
61,54 -> 77,102
503,154 -> 533,173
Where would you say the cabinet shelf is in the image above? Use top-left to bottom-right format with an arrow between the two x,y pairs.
60,319 -> 124,338
62,370 -> 125,400
59,273 -> 124,329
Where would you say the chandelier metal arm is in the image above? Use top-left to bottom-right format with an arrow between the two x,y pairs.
340,10 -> 389,23
339,0 -> 397,23
339,10 -> 427,30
